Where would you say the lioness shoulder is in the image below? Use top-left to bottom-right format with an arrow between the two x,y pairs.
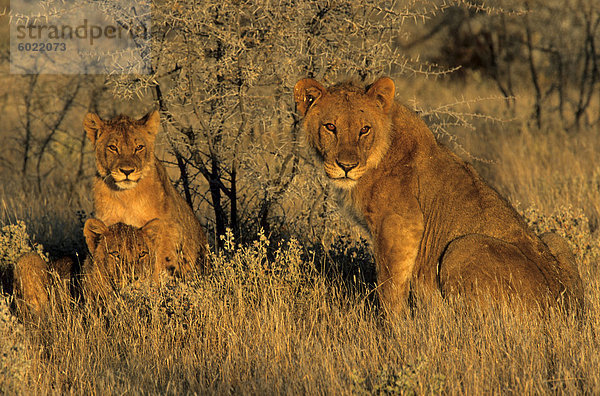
83,111 -> 207,278
294,77 -> 584,314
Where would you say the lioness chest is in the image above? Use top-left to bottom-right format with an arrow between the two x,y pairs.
93,176 -> 169,228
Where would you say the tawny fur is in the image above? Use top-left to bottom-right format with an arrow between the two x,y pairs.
81,219 -> 159,302
13,253 -> 51,319
294,77 -> 584,314
83,111 -> 207,278
12,220 -> 161,317
13,254 -> 74,320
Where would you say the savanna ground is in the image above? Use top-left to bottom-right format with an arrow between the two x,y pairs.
1,1 -> 600,394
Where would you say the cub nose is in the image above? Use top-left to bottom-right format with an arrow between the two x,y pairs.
120,168 -> 135,177
336,160 -> 358,174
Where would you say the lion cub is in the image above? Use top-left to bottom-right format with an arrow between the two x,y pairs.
13,219 -> 160,318
83,110 -> 207,279
81,218 -> 160,302
12,253 -> 68,319
294,77 -> 584,314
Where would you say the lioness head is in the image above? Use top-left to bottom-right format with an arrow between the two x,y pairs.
294,77 -> 395,189
83,218 -> 161,296
83,110 -> 160,190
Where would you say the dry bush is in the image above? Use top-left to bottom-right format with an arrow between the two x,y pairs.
0,221 -> 46,272
106,0 -> 462,244
0,220 -> 47,295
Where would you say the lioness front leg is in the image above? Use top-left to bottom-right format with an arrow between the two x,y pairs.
375,214 -> 424,314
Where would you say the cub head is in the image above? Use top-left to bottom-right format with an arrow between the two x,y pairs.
294,77 -> 395,189
83,110 -> 160,190
83,218 -> 161,293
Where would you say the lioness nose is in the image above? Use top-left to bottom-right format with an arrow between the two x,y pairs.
120,168 -> 135,177
336,160 -> 358,174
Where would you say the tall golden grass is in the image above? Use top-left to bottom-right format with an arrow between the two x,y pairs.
2,229 -> 599,394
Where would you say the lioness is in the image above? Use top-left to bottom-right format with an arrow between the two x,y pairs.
83,110 -> 207,278
13,219 -> 160,317
294,77 -> 584,313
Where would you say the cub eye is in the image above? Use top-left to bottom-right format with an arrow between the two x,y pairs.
359,126 -> 371,136
134,145 -> 145,153
138,251 -> 148,259
107,145 -> 118,153
324,123 -> 336,133
109,251 -> 120,259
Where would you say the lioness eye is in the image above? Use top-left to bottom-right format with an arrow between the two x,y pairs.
109,251 -> 120,259
107,145 -> 118,152
139,251 -> 148,259
360,126 -> 371,136
324,123 -> 336,132
135,145 -> 145,153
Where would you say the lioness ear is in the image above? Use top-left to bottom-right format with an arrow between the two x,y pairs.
367,77 -> 395,112
83,113 -> 104,144
83,218 -> 108,254
294,79 -> 327,116
138,110 -> 161,138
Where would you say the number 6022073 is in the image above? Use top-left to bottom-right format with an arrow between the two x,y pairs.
17,42 -> 66,51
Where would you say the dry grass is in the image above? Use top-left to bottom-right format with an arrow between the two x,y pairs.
1,79 -> 600,394
2,233 -> 599,394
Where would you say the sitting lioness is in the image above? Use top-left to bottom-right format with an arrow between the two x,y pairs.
294,77 -> 584,313
13,219 -> 160,317
83,110 -> 207,278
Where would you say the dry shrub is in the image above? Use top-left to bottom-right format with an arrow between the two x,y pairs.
0,221 -> 47,270
0,221 -> 47,295
523,205 -> 599,266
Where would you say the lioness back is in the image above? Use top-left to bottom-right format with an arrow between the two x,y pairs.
294,77 -> 584,314
83,111 -> 208,278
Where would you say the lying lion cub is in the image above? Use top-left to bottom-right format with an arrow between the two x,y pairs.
294,77 -> 584,313
83,110 -> 207,278
81,218 -> 161,302
13,219 -> 160,318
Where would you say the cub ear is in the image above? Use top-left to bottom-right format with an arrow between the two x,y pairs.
138,110 -> 161,139
294,78 -> 327,116
83,113 -> 104,144
83,218 -> 108,254
367,77 -> 395,112
141,218 -> 163,245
